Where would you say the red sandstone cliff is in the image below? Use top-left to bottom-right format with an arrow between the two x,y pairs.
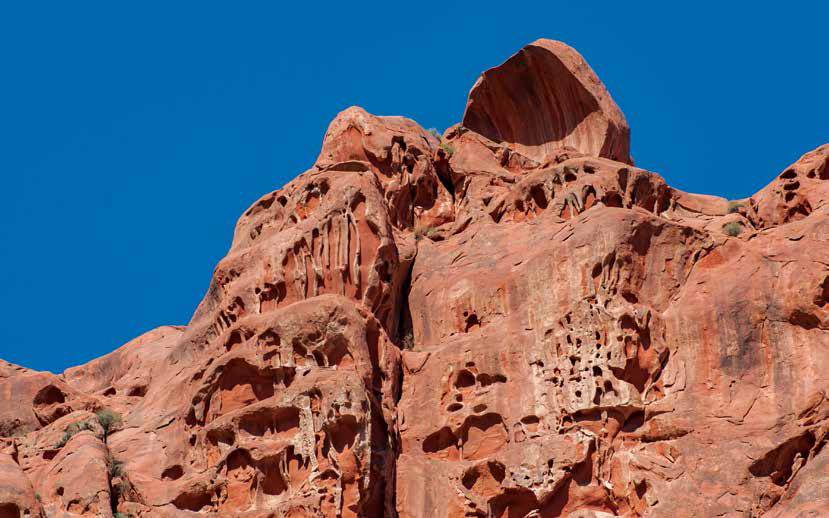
1,39 -> 827,518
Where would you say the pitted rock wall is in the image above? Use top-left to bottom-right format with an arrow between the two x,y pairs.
1,39 -> 827,517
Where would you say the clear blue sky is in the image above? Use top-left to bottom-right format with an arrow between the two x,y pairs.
1,2 -> 826,372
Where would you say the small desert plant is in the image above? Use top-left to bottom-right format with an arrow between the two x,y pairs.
439,141 -> 456,157
727,201 -> 744,214
111,472 -> 134,512
723,221 -> 743,237
426,127 -> 455,156
414,226 -> 437,241
118,479 -> 133,492
114,477 -> 133,501
54,420 -> 95,448
114,513 -> 133,518
95,408 -> 121,437
401,331 -> 415,350
108,456 -> 126,478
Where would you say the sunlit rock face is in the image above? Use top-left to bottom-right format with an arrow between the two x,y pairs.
1,39 -> 828,517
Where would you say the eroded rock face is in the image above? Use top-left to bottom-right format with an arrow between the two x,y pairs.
1,39 -> 827,517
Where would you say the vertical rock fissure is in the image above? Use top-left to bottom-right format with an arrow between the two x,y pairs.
387,246 -> 418,518
395,252 -> 416,352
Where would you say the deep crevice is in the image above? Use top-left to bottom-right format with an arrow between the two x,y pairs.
434,154 -> 456,201
395,252 -> 416,350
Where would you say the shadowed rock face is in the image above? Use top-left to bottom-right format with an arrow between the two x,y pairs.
1,39 -> 828,517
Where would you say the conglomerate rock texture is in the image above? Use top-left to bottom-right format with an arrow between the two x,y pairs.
1,39 -> 828,518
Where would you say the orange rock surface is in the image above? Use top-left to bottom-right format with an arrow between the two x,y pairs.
1,39 -> 827,517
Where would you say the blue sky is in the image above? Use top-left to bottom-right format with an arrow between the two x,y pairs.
1,1 -> 827,372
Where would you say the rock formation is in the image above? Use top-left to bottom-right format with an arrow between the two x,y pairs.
1,39 -> 827,517
462,39 -> 631,166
